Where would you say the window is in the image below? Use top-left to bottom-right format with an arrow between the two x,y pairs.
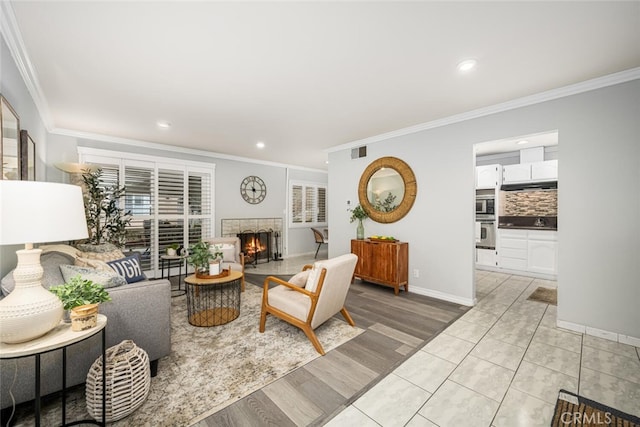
79,148 -> 214,277
290,181 -> 327,227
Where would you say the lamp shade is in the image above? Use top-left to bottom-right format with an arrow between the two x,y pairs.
0,181 -> 88,245
0,181 -> 89,343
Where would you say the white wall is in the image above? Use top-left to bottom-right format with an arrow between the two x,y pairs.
0,37 -> 49,275
329,79 -> 640,339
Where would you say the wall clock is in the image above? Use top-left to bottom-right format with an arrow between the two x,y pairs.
240,175 -> 267,204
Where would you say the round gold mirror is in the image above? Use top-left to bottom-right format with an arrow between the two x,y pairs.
358,156 -> 417,223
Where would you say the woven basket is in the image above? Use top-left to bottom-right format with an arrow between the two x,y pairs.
86,340 -> 151,422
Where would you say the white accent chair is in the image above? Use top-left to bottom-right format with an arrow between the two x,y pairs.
259,253 -> 358,355
204,237 -> 245,291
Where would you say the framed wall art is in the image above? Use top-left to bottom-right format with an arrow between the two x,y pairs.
20,129 -> 36,180
1,95 -> 21,180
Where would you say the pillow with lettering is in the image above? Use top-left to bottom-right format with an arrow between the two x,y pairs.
107,255 -> 146,284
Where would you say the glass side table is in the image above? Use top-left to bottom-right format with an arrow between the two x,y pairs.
0,315 -> 107,426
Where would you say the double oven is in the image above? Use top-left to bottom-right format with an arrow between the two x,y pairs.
475,194 -> 496,249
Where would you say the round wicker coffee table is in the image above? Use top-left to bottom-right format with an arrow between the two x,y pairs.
184,270 -> 243,326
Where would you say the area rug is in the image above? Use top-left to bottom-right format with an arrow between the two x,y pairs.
12,282 -> 364,426
527,286 -> 557,305
551,389 -> 640,427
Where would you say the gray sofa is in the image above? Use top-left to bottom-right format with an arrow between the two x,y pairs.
0,250 -> 172,411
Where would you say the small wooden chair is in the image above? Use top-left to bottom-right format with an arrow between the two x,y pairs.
311,227 -> 328,258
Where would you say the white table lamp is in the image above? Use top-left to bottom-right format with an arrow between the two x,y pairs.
0,181 -> 89,343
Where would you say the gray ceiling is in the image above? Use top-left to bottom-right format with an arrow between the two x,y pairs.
6,1 -> 640,170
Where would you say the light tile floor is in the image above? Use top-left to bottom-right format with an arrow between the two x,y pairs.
326,270 -> 640,427
249,253 -> 327,275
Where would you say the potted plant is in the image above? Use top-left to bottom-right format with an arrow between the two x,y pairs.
81,168 -> 132,247
349,204 -> 369,240
167,243 -> 180,256
49,275 -> 112,331
187,241 -> 223,277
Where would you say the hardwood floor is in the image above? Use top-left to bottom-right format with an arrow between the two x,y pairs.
197,277 -> 469,426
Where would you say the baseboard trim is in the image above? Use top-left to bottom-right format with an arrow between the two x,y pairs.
410,287 -> 475,307
557,320 -> 640,347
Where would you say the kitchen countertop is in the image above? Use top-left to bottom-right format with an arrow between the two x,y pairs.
498,215 -> 557,231
498,224 -> 557,231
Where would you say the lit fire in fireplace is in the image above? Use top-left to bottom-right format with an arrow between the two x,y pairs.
244,236 -> 266,255
237,230 -> 272,265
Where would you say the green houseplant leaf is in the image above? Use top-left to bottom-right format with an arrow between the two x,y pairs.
349,204 -> 369,222
187,241 -> 218,273
49,275 -> 112,311
82,168 -> 132,247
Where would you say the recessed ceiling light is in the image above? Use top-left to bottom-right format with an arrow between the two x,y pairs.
517,140 -> 529,145
157,121 -> 171,129
457,59 -> 477,72
256,141 -> 265,149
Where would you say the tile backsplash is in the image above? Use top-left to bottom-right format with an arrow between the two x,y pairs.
503,190 -> 557,216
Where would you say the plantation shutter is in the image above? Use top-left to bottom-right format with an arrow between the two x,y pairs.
81,150 -> 215,277
157,168 -> 185,262
289,181 -> 327,227
187,170 -> 212,245
317,187 -> 326,223
123,165 -> 154,271
291,185 -> 303,224
305,187 -> 315,223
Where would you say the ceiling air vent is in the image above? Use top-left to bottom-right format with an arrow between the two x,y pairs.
351,146 -> 367,159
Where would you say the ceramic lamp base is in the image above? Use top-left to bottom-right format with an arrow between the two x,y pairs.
0,248 -> 63,343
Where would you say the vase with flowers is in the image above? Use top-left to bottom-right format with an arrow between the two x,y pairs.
349,204 -> 369,240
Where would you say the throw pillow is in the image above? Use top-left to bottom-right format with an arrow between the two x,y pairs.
1,252 -> 74,296
288,270 -> 310,287
75,257 -> 113,272
220,243 -> 236,262
76,243 -> 126,262
40,244 -> 80,260
305,264 -> 322,293
107,255 -> 146,284
60,264 -> 127,289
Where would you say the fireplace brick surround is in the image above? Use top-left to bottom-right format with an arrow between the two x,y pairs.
221,218 -> 283,264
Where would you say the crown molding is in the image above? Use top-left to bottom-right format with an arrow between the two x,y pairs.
53,127 -> 327,174
327,67 -> 640,153
0,1 -> 54,130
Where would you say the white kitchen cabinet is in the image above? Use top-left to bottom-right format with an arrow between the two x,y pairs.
497,229 -> 557,276
476,248 -> 497,267
476,164 -> 501,189
531,160 -> 558,181
502,164 -> 531,183
498,229 -> 528,270
503,160 -> 558,184
527,230 -> 558,274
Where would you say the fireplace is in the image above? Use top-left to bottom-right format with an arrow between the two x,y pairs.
237,230 -> 272,266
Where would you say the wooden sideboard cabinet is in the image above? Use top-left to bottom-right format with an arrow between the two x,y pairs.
350,239 -> 409,295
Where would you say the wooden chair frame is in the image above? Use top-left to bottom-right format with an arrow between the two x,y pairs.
259,265 -> 355,355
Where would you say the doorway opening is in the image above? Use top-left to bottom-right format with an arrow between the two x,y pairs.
472,131 -> 559,302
